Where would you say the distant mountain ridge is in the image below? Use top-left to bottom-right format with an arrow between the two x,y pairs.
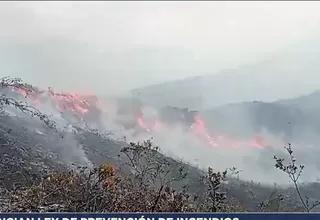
276,90 -> 320,111
198,90 -> 320,145
131,35 -> 320,110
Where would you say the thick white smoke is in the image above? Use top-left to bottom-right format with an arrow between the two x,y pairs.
3,86 -> 320,186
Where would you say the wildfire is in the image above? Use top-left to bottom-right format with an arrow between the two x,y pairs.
10,86 -> 268,150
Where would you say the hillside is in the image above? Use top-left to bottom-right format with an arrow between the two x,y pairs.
201,102 -> 308,139
1,77 -> 320,212
199,90 -> 320,141
276,90 -> 320,112
1,100 -> 320,212
132,36 -> 320,110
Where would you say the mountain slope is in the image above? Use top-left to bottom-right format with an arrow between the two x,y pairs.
200,90 -> 320,144
2,99 -> 320,212
276,90 -> 320,111
132,36 -> 320,110
2,79 -> 320,211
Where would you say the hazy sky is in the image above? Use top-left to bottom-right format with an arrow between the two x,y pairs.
1,1 -> 320,95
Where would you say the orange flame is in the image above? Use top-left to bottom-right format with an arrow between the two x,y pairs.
11,86 -> 268,150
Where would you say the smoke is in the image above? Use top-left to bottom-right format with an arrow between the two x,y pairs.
4,83 -> 320,186
2,2 -> 320,188
128,122 -> 286,185
1,93 -> 273,184
1,90 -> 93,169
125,102 -> 320,185
2,1 -> 320,99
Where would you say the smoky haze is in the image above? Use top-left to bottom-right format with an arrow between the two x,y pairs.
1,2 -> 320,97
2,2 -> 320,186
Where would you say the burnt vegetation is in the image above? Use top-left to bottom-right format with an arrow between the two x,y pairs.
1,77 -> 320,212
